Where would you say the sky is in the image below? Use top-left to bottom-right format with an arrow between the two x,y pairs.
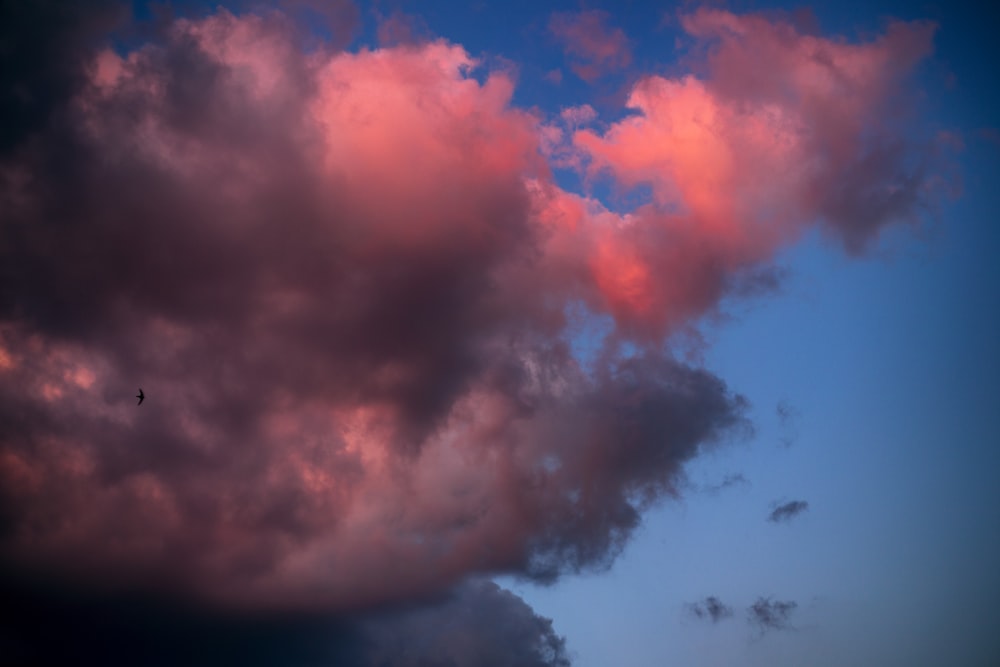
0,0 -> 997,665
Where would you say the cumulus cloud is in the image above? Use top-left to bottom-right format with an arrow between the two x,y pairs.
574,8 -> 950,311
0,3 -> 751,611
768,500 -> 810,523
747,596 -> 798,634
686,596 -> 734,622
549,10 -> 632,82
0,1 -> 946,657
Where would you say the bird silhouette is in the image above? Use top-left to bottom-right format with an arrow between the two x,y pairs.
136,388 -> 144,406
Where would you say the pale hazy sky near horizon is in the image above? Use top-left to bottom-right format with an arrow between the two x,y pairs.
1,1 -> 997,665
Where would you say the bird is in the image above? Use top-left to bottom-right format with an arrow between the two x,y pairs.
136,388 -> 144,406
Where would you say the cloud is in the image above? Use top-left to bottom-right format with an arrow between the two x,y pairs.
0,2 -> 948,657
364,580 -> 570,667
686,596 -> 734,622
375,10 -> 431,47
0,4 -> 750,611
747,596 -> 798,634
0,572 -> 569,666
560,104 -> 598,128
703,472 -> 749,494
549,10 -> 632,82
575,8 -> 947,267
767,500 -> 810,523
0,0 -> 127,155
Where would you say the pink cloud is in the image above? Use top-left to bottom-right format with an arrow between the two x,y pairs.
0,5 -> 948,619
549,10 -> 632,82
568,10 -> 948,334
0,9 -> 746,611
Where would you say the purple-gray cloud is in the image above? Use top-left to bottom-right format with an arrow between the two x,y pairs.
687,596 -> 734,623
747,597 -> 798,634
0,572 -> 570,666
768,500 -> 810,523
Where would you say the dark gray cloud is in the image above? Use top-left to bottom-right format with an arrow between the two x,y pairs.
686,596 -> 734,623
0,572 -> 569,666
767,500 -> 810,523
0,0 -> 128,155
747,597 -> 797,634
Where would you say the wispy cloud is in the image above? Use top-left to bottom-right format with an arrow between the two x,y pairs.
686,596 -> 734,623
549,10 -> 632,81
768,500 -> 810,523
747,597 -> 798,634
703,473 -> 750,494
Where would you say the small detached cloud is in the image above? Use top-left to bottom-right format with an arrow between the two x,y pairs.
767,500 -> 809,523
549,10 -> 632,82
747,597 -> 798,635
686,596 -> 734,623
776,400 -> 799,426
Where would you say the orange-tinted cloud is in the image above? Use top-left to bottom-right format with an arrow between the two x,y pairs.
549,10 -> 632,82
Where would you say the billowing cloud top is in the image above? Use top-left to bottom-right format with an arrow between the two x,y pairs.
0,1 -> 946,621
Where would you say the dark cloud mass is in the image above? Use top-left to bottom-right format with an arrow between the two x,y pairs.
768,500 -> 810,523
0,573 -> 569,666
0,0 -> 127,154
747,597 -> 798,634
687,596 -> 734,623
